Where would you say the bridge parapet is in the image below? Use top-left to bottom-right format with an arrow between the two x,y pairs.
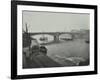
29,32 -> 76,36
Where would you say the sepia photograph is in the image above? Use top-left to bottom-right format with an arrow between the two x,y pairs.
22,11 -> 90,69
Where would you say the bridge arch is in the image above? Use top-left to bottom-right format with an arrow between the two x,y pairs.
29,32 -> 75,43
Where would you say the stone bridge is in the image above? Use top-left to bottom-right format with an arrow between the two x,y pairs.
29,32 -> 79,42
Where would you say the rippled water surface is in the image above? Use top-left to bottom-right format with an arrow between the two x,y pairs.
45,39 -> 89,60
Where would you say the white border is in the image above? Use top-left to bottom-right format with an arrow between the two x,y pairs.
17,5 -> 94,75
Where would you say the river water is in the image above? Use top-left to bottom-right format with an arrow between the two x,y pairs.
31,34 -> 89,66
45,39 -> 89,60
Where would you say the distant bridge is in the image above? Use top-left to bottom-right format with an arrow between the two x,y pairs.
29,32 -> 80,42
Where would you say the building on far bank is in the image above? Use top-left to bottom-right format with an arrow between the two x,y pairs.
71,29 -> 89,42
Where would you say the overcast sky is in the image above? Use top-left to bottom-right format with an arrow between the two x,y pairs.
22,11 -> 90,32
